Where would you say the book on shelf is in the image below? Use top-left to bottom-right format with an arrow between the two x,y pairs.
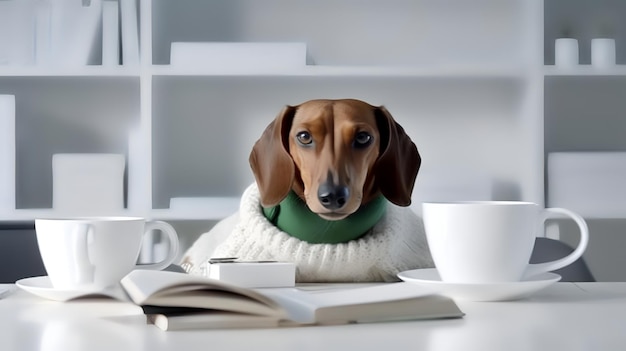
35,1 -> 52,65
119,270 -> 464,331
50,0 -> 102,66
0,1 -> 36,65
120,0 -> 139,66
102,0 -> 120,66
0,95 -> 15,213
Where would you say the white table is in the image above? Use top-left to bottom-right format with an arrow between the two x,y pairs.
1,282 -> 625,351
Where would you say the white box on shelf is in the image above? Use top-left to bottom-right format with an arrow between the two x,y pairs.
207,260 -> 296,288
169,197 -> 241,218
52,153 -> 125,215
0,95 -> 15,213
169,42 -> 307,69
548,152 -> 626,218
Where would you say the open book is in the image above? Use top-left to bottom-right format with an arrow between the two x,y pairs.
120,270 -> 463,331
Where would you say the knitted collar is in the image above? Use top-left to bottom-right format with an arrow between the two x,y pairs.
262,191 -> 387,244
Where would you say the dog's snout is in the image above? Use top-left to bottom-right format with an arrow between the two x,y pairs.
318,183 -> 350,210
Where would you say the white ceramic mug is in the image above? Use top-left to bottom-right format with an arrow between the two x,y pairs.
422,201 -> 589,284
35,217 -> 179,290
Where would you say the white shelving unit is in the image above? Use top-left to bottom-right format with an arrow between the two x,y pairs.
0,0 -> 624,228
146,0 -> 544,220
544,0 -> 626,223
0,0 -> 533,222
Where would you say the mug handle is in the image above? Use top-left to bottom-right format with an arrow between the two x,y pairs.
524,208 -> 589,278
136,221 -> 180,271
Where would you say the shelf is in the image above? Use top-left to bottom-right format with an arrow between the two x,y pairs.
151,64 -> 528,79
1,204 -> 240,222
0,65 -> 529,79
0,66 -> 140,78
149,208 -> 238,221
2,209 -> 135,221
152,197 -> 241,221
544,65 -> 626,76
0,65 -> 528,79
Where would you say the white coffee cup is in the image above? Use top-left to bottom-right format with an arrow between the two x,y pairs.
422,201 -> 589,284
35,217 -> 179,290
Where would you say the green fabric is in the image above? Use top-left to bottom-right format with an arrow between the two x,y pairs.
262,191 -> 387,244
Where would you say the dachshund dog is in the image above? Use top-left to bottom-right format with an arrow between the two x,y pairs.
182,99 -> 433,282
250,99 -> 421,219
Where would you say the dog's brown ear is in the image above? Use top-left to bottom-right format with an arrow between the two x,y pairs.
374,106 -> 421,207
249,105 -> 296,207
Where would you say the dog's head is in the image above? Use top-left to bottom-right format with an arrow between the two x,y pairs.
249,99 -> 421,220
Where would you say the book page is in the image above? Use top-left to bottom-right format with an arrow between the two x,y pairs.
120,270 -> 286,317
303,283 -> 438,307
259,283 -> 455,324
148,289 -> 283,317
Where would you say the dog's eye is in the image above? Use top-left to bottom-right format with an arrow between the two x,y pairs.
354,132 -> 373,148
296,131 -> 313,145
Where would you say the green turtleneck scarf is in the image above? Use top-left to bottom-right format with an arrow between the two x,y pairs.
262,191 -> 387,244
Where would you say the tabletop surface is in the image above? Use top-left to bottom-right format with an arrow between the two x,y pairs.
1,282 -> 626,351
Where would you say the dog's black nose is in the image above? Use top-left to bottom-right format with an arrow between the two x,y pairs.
318,184 -> 350,210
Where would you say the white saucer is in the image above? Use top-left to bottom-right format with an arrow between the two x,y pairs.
16,276 -> 125,302
0,286 -> 13,299
397,268 -> 561,302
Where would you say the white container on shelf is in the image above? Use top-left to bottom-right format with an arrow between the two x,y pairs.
169,42 -> 307,69
52,153 -> 126,215
591,38 -> 616,68
548,152 -> 626,218
169,197 -> 241,218
555,38 -> 579,67
0,95 -> 15,213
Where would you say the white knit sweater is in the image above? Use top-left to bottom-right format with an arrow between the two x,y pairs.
182,183 -> 433,282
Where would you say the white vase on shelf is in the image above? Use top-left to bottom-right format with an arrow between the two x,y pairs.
555,38 -> 579,67
591,38 -> 616,68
